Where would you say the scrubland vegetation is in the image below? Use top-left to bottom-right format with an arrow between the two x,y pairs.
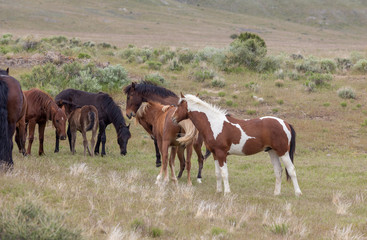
1,21 -> 367,240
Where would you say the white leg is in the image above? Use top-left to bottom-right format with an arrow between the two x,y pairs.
214,160 -> 222,192
269,150 -> 282,196
280,153 -> 302,197
220,162 -> 231,194
155,168 -> 163,185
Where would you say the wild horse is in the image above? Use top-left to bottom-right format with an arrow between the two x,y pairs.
55,89 -> 131,156
0,68 -> 27,169
135,101 -> 197,185
124,81 -> 210,182
59,100 -> 99,156
172,94 -> 302,196
24,89 -> 67,155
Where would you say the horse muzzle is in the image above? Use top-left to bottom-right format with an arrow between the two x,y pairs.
60,135 -> 67,140
126,112 -> 135,119
120,150 -> 127,156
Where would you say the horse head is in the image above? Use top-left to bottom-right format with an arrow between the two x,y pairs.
0,68 -> 9,75
172,93 -> 189,124
124,82 -> 145,119
117,123 -> 131,156
53,107 -> 67,140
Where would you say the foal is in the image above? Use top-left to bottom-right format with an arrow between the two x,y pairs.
59,100 -> 99,156
136,101 -> 197,185
172,94 -> 302,196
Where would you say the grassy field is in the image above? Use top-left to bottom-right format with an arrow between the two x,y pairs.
1,0 -> 367,239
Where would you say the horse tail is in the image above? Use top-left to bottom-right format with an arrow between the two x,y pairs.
0,80 -> 10,163
177,119 -> 198,146
86,110 -> 96,131
286,124 -> 296,181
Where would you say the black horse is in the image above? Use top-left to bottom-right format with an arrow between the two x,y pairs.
54,89 -> 131,156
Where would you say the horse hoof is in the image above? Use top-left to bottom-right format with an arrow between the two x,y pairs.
197,178 -> 202,184
54,150 -> 59,153
295,190 -> 303,197
156,162 -> 161,168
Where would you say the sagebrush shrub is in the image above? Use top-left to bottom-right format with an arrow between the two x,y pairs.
320,59 -> 336,73
337,87 -> 356,99
307,73 -> 332,87
352,59 -> 367,74
144,73 -> 165,85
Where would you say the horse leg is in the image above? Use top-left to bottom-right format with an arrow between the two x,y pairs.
155,140 -> 164,185
90,128 -> 97,157
17,119 -> 27,156
193,137 -> 204,183
215,151 -> 230,194
15,126 -> 21,153
67,124 -> 72,152
168,146 -> 178,185
26,120 -> 36,155
81,130 -> 90,156
185,143 -> 193,186
153,137 -> 161,167
101,129 -> 107,156
71,128 -> 77,155
7,123 -> 16,166
269,150 -> 282,196
177,147 -> 185,179
279,153 -> 302,197
213,154 -> 222,193
54,130 -> 60,153
161,141 -> 170,185
38,122 -> 46,156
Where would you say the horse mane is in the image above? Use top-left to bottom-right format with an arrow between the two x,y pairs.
180,94 -> 227,116
136,101 -> 166,118
124,81 -> 178,98
100,93 -> 127,127
26,89 -> 57,118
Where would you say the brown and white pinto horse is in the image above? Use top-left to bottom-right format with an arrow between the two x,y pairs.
24,89 -> 67,156
172,94 -> 302,196
134,101 -> 197,185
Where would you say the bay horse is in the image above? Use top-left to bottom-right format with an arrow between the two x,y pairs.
24,89 -> 67,156
58,100 -> 99,156
135,100 -> 197,185
54,89 -> 131,156
0,68 -> 27,169
172,94 -> 302,197
124,81 -> 209,182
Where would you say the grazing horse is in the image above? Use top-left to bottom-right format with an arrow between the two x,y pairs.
0,68 -> 27,156
24,89 -> 67,156
124,81 -> 209,182
59,100 -> 99,156
172,94 -> 302,197
136,101 -> 197,185
54,89 -> 131,156
0,69 -> 27,169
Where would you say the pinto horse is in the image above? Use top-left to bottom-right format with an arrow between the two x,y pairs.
124,81 -> 209,182
172,94 -> 302,196
0,69 -> 27,168
58,100 -> 99,156
24,89 -> 67,156
135,101 -> 197,185
54,89 -> 131,156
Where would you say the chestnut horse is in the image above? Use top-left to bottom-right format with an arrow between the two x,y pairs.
124,81 -> 210,182
135,101 -> 197,185
24,89 -> 67,156
55,89 -> 131,156
0,68 -> 27,157
0,69 -> 27,169
172,94 -> 302,196
58,100 -> 99,156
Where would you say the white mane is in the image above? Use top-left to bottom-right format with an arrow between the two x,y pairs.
179,94 -> 227,116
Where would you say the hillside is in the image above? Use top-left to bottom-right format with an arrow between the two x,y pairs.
0,0 -> 366,56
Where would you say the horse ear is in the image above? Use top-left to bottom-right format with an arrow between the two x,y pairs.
6,68 -> 9,74
196,93 -> 199,97
180,92 -> 184,98
131,82 -> 136,90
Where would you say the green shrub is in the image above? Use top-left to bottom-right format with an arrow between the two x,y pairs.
350,51 -> 364,64
178,49 -> 195,64
288,71 -> 300,80
270,223 -> 288,235
226,100 -> 233,106
146,61 -> 162,70
77,52 -> 91,59
295,57 -> 321,73
237,32 -> 266,49
335,58 -> 352,71
98,42 -> 112,48
168,58 -> 184,71
305,80 -> 316,92
144,73 -> 165,85
218,92 -> 225,97
150,227 -> 163,238
211,227 -> 227,236
98,65 -> 130,91
192,69 -> 215,82
131,219 -> 145,231
246,109 -> 256,115
211,77 -> 225,88
320,59 -> 336,73
307,73 -> 332,87
0,201 -> 81,240
341,102 -> 347,107
274,80 -> 284,87
257,55 -> 280,72
352,59 -> 367,74
337,87 -> 356,99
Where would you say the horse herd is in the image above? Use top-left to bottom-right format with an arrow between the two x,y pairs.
0,68 -> 302,196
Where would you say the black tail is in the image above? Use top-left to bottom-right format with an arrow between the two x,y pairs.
0,80 -> 11,165
286,124 -> 296,181
86,111 -> 95,131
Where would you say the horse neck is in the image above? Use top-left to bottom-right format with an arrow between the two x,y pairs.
49,102 -> 59,121
108,105 -> 126,132
144,94 -> 178,105
188,111 -> 218,141
137,102 -> 165,127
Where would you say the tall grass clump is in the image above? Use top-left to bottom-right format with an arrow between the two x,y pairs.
0,201 -> 81,240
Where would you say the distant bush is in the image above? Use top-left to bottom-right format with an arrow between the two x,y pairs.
275,80 -> 284,87
192,68 -> 216,82
168,58 -> 184,71
350,51 -> 364,64
237,32 -> 266,49
288,71 -> 300,80
230,33 -> 239,39
320,59 -> 336,73
295,57 -> 321,73
0,201 -> 81,240
144,73 -> 165,85
178,49 -> 195,64
98,42 -> 112,48
146,61 -> 162,70
335,58 -> 352,71
77,52 -> 91,59
337,87 -> 356,99
211,77 -> 226,88
307,73 -> 332,87
352,59 -> 367,74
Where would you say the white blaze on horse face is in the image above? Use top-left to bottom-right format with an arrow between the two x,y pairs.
260,116 -> 291,145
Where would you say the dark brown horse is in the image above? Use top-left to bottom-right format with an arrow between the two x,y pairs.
172,94 -> 302,196
59,100 -> 99,156
54,89 -> 131,156
136,101 -> 197,185
124,81 -> 210,183
0,68 -> 27,169
24,89 -> 67,156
